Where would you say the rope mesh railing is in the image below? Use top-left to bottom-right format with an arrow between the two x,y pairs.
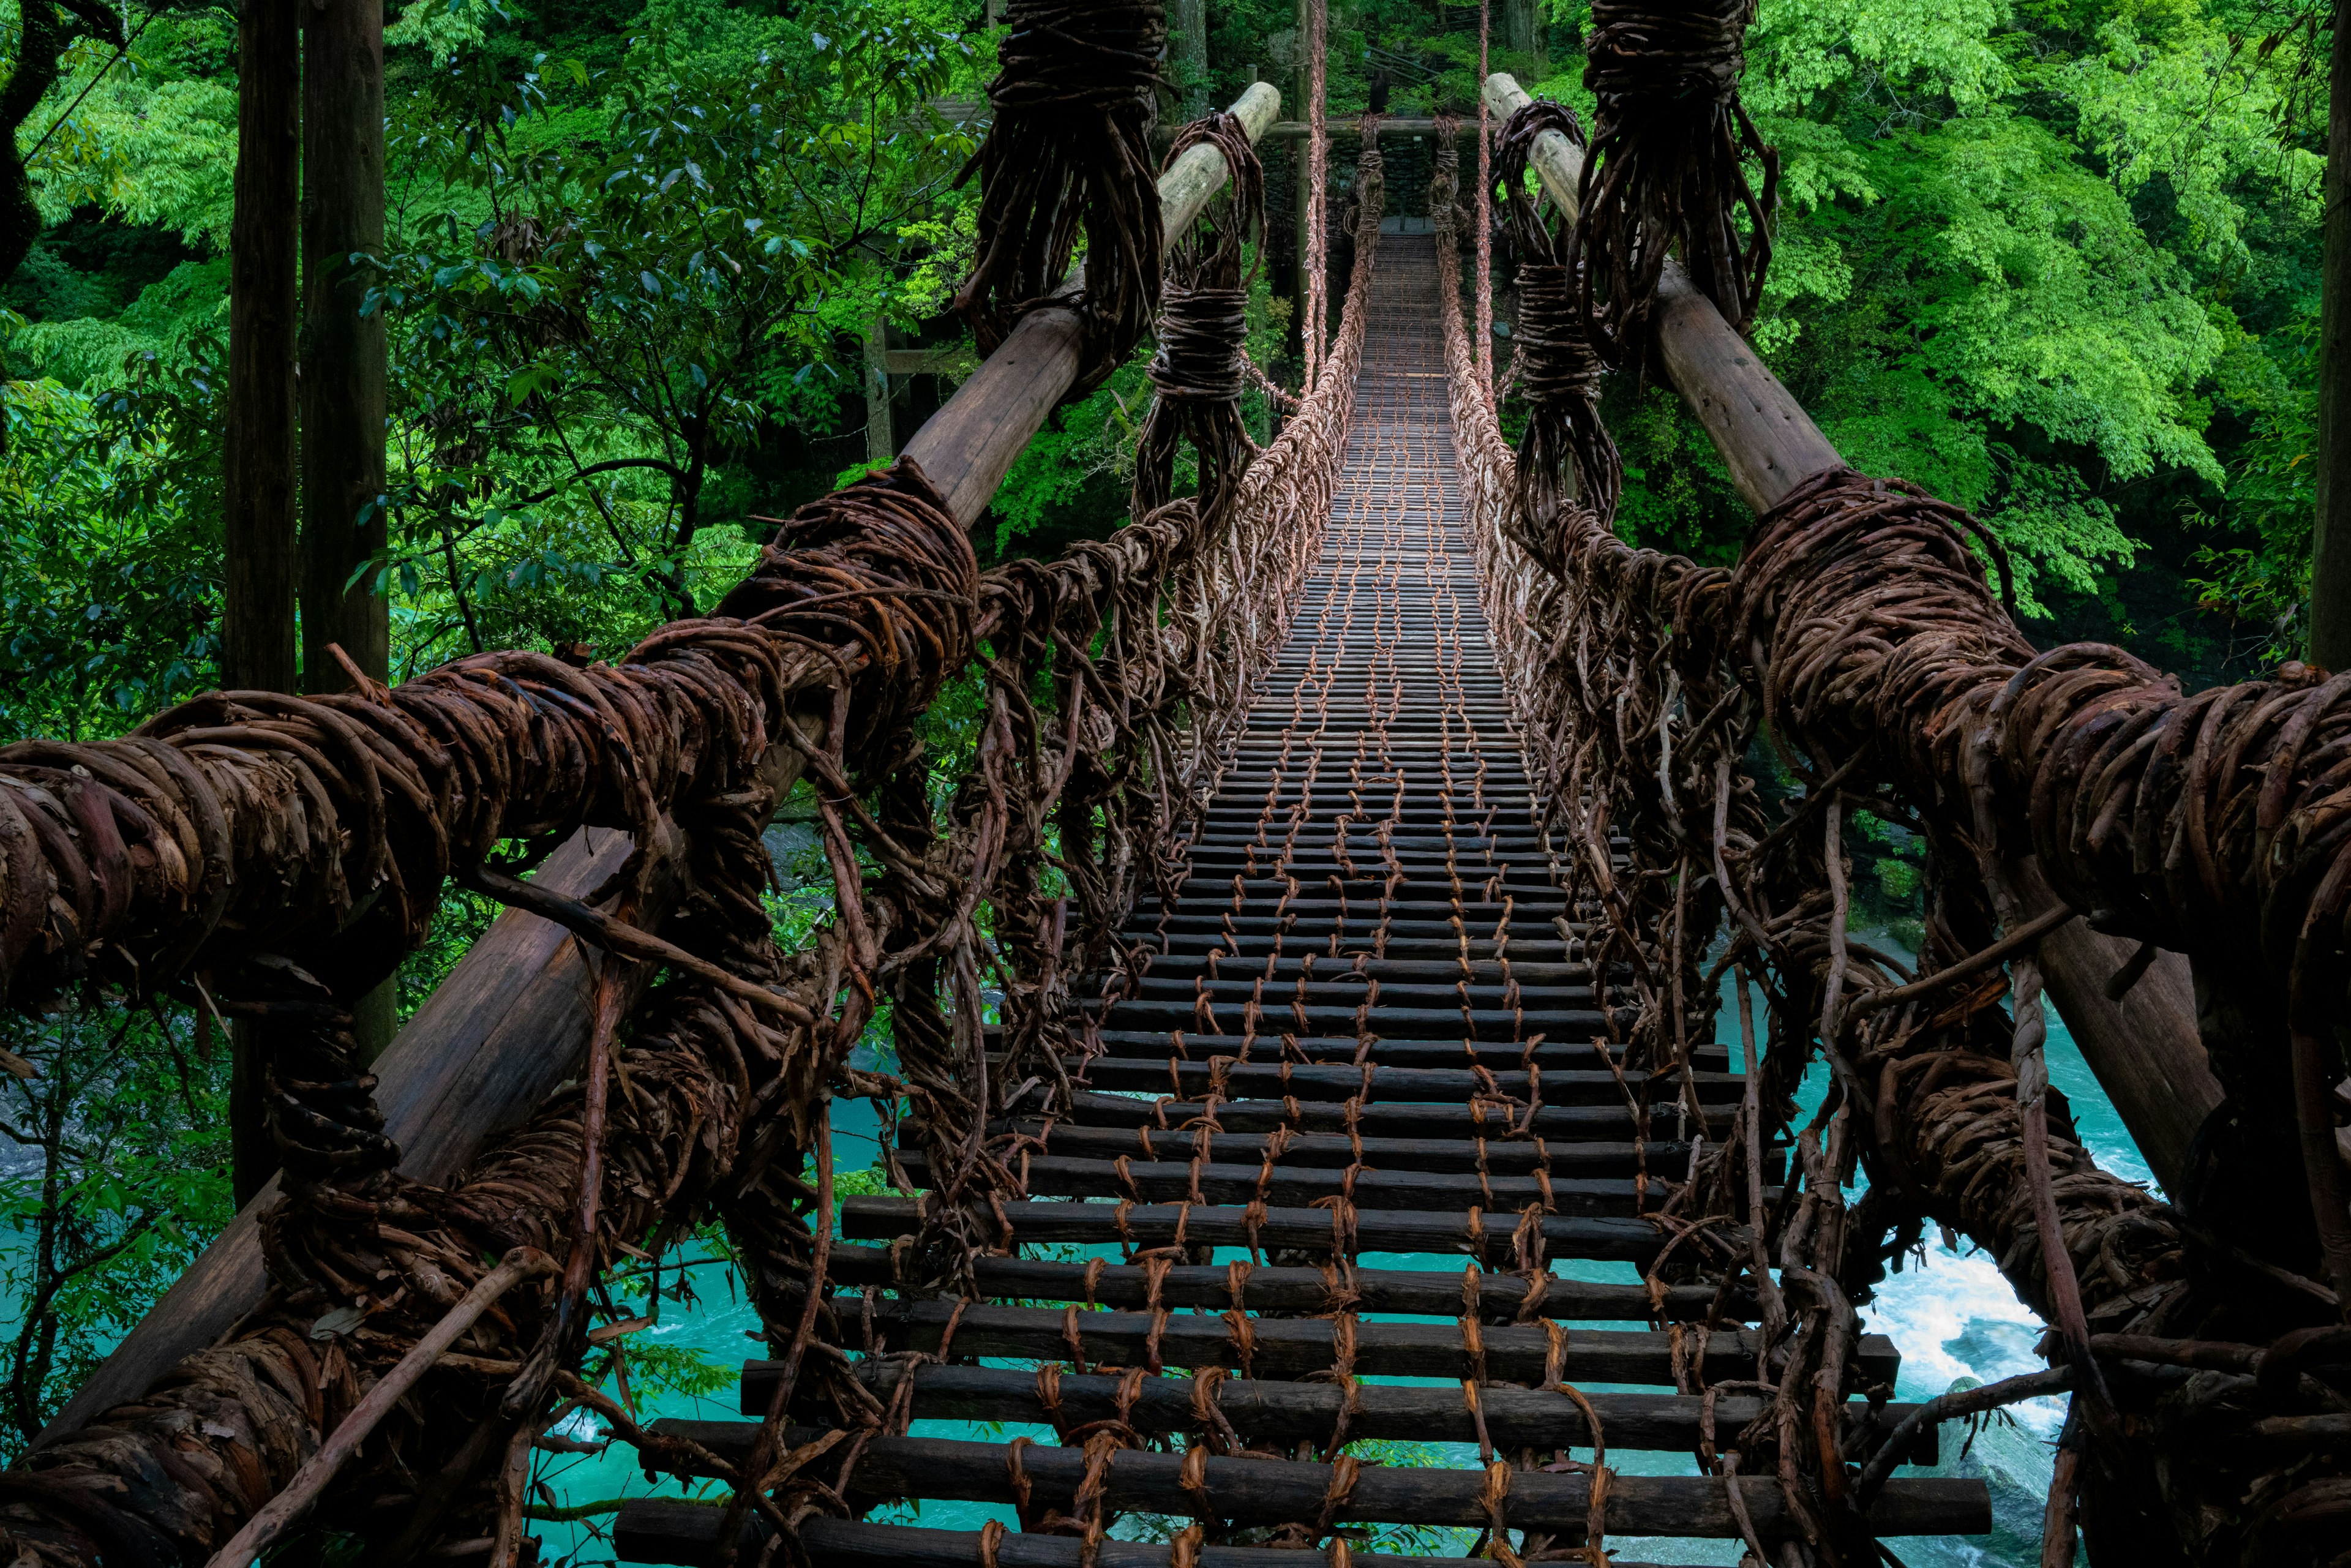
0,100 -> 1369,1568
1444,65 -> 2351,1566
10,15 -> 2351,1562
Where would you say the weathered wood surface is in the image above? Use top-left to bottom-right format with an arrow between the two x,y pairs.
904,80 -> 1280,528
709,1362 -> 1940,1459
616,1514 -> 1700,1568
2018,859 -> 2217,1191
1482,68 -> 2221,1187
627,1429 -> 1990,1536
819,1245 -> 1735,1321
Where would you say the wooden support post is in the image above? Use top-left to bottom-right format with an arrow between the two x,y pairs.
1482,69 -> 2222,1186
299,0 -> 389,687
40,80 -> 1281,1454
1171,0 -> 1208,118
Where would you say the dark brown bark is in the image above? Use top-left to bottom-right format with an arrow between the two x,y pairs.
225,0 -> 302,1209
298,0 -> 388,692
300,0 -> 392,1059
2311,2 -> 2351,670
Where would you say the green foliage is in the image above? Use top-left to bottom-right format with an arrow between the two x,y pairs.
0,331 -> 220,739
371,2 -> 983,654
0,1002 -> 231,1457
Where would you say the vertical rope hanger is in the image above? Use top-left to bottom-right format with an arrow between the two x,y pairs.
1476,0 -> 1493,403
1304,0 -> 1328,390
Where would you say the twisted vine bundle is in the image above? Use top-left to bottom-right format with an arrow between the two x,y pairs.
0,124 -> 1372,1568
1133,111 -> 1265,523
0,463 -> 982,1564
1493,101 -> 1621,568
1565,0 -> 1779,361
953,0 -> 1168,399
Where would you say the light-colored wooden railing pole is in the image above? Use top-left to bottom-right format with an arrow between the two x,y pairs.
1482,69 -> 2218,1187
39,81 -> 1281,1450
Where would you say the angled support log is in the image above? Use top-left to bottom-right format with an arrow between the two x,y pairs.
37,80 -> 1282,1453
1480,69 -> 2219,1191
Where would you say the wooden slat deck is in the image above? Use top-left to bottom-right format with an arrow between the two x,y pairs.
613,236 -> 1990,1566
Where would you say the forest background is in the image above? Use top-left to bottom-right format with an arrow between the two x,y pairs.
0,0 -> 2329,1515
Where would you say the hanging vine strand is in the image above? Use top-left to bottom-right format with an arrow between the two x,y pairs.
1564,0 -> 1779,364
952,0 -> 1169,400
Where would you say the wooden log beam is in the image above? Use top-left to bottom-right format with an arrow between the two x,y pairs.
37,80 -> 1284,1452
36,811 -> 711,1446
1481,69 -> 2220,1190
819,1245 -> 1740,1321
627,1427 -> 1990,1537
904,80 -> 1281,528
715,1362 -> 1941,1460
615,1514 -> 1700,1568
754,1297 -> 1896,1386
1477,72 -> 1836,516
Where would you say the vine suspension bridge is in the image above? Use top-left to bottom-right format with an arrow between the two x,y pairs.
0,11 -> 2344,1568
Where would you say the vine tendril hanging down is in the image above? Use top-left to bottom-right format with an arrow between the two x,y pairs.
1564,0 -> 1779,364
953,0 -> 1169,400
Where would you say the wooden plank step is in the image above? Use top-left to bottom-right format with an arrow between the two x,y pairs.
1079,1037 -> 1720,1073
784,1300 -> 1897,1385
839,1198 -> 1703,1267
985,1123 -> 1743,1179
1067,1060 -> 1745,1106
612,1511 -> 1727,1568
821,1248 -> 1741,1322
1045,1092 -> 1729,1140
716,1363 -> 1940,1461
621,1430 -> 1989,1536
892,1152 -> 1745,1215
1092,1003 -> 1618,1037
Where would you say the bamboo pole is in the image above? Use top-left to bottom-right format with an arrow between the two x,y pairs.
1479,70 -> 2219,1190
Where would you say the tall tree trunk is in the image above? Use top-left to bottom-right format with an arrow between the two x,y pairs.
301,0 -> 394,1056
1171,0 -> 1209,117
1502,0 -> 1547,80
223,0 -> 301,1207
2311,2 -> 2351,669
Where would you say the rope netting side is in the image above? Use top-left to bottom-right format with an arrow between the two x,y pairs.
1443,95 -> 2351,1562
0,109 -> 1335,1568
0,464 -> 984,1566
845,122 -> 1387,1568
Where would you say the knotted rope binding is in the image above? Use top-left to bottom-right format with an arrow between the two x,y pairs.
1493,101 -> 1621,576
1134,110 -> 1267,525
